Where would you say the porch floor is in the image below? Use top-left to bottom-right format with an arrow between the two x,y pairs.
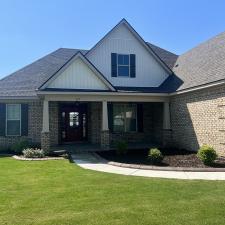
51,142 -> 160,153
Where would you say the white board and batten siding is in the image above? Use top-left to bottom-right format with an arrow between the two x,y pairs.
48,58 -> 109,90
87,23 -> 169,87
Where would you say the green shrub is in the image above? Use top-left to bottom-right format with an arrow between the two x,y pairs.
116,141 -> 128,155
11,140 -> 29,154
22,148 -> 45,158
197,145 -> 217,165
148,148 -> 163,164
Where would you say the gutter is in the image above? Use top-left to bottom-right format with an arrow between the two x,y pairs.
169,79 -> 225,96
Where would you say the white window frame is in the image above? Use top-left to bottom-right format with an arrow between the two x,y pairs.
113,103 -> 137,132
6,104 -> 21,136
117,54 -> 130,77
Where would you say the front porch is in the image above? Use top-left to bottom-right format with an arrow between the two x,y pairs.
51,142 -> 160,153
40,93 -> 172,152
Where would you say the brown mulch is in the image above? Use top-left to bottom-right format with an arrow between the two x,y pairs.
97,149 -> 225,168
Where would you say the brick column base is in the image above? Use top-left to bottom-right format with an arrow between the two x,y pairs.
100,130 -> 110,150
41,132 -> 50,153
162,129 -> 172,148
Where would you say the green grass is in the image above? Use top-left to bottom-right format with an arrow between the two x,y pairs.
0,157 -> 225,225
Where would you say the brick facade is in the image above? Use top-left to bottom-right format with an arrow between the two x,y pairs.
1,92 -> 224,156
41,132 -> 50,152
110,103 -> 163,145
0,100 -> 42,150
170,84 -> 225,156
49,102 -> 59,146
0,100 -> 165,151
85,102 -> 164,147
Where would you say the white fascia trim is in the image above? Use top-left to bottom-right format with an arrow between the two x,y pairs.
36,90 -> 169,97
0,96 -> 38,100
40,53 -> 115,91
170,80 -> 225,96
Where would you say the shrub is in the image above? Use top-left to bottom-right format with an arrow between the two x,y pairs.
197,145 -> 217,165
11,140 -> 29,154
148,148 -> 163,164
116,141 -> 128,155
22,148 -> 45,158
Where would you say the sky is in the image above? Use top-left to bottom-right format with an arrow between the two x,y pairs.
0,0 -> 225,79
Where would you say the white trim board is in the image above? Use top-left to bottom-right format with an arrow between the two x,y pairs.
39,52 -> 115,91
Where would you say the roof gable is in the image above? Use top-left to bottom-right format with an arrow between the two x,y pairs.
86,19 -> 172,74
40,52 -> 115,91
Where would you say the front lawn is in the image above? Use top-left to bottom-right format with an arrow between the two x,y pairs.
0,157 -> 225,225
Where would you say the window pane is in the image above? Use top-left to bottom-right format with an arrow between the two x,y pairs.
113,104 -> 125,132
7,104 -> 20,120
125,105 -> 137,132
123,55 -> 129,65
69,112 -> 79,127
118,66 -> 129,76
118,54 -> 129,65
7,120 -> 20,135
126,118 -> 136,132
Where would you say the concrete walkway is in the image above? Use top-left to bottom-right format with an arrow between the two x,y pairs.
72,153 -> 225,180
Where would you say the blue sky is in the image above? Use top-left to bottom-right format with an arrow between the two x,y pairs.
0,0 -> 225,79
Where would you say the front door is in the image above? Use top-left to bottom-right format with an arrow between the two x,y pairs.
60,103 -> 87,143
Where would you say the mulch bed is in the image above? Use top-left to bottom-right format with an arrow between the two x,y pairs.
97,149 -> 225,168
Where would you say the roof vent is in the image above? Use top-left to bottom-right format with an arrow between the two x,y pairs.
175,64 -> 179,67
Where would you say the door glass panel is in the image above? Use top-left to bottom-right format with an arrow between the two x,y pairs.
69,112 -> 79,127
82,113 -> 86,138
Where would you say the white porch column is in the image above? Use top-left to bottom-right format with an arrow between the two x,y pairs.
42,100 -> 49,132
163,101 -> 171,130
102,100 -> 109,131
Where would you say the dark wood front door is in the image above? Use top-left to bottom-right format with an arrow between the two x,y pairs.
60,103 -> 87,143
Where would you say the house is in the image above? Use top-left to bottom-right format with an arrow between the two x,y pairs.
0,19 -> 225,156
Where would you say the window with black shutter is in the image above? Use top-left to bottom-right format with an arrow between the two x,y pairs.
111,53 -> 136,78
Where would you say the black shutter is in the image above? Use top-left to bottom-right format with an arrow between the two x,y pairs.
21,104 -> 28,136
111,53 -> 117,77
0,103 -> 6,136
107,103 -> 113,132
137,103 -> 143,132
130,54 -> 136,78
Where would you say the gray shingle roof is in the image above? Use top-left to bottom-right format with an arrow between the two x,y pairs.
0,44 -> 177,97
146,42 -> 178,69
0,48 -> 87,97
1,30 -> 225,97
173,31 -> 225,91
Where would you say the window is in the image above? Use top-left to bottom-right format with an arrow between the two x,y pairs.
111,53 -> 136,78
118,54 -> 130,77
6,104 -> 21,136
113,104 -> 137,132
69,112 -> 79,127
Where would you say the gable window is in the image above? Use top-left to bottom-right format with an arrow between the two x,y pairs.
6,104 -> 21,136
113,103 -> 137,132
118,54 -> 130,77
111,53 -> 136,78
